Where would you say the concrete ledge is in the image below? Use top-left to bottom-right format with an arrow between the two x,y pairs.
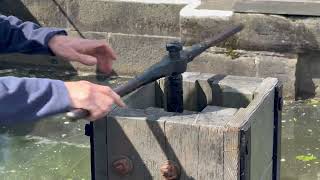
108,33 -> 179,75
18,0 -> 192,36
67,0 -> 187,36
234,0 -> 320,16
198,0 -> 236,10
20,0 -> 68,28
180,3 -> 320,53
296,51 -> 320,99
187,47 -> 297,98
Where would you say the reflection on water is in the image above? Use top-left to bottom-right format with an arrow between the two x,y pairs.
281,100 -> 320,180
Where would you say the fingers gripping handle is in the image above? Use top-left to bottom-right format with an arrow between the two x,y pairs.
66,78 -> 141,121
66,108 -> 90,120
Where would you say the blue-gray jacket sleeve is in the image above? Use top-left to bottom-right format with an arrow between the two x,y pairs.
0,77 -> 71,124
0,15 -> 72,123
0,15 -> 67,54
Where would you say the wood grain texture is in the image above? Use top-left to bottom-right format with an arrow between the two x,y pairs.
182,72 -> 201,111
101,75 -> 278,180
226,78 -> 278,180
249,85 -> 275,180
224,129 -> 240,180
164,114 -> 199,180
197,126 -> 224,180
107,108 -> 167,180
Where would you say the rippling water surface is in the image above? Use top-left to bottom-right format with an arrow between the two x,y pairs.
281,100 -> 320,180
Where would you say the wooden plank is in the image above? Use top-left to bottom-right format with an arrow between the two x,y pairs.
234,0 -> 320,16
260,162 -> 273,180
209,75 -> 262,108
201,105 -> 238,116
196,114 -> 226,180
223,129 -> 240,180
107,108 -> 167,180
224,78 -> 278,179
249,86 -> 275,180
182,72 -> 201,111
196,73 -> 216,110
196,112 -> 233,127
226,77 -> 278,128
226,78 -> 277,180
123,82 -> 156,109
164,115 -> 200,180
197,126 -> 224,180
103,75 -> 278,180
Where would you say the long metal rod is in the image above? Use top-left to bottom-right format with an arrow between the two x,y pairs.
185,24 -> 244,62
51,0 -> 86,38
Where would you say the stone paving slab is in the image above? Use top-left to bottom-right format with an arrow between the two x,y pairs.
180,3 -> 320,53
234,0 -> 320,16
108,33 -> 179,75
198,0 -> 236,10
67,0 -> 186,36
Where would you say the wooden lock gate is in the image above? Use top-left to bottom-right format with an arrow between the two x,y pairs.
86,72 -> 282,180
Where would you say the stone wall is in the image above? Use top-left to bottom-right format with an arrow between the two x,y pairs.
1,0 -> 320,99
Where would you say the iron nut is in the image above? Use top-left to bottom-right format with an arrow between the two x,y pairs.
166,42 -> 183,52
112,156 -> 133,176
160,160 -> 180,180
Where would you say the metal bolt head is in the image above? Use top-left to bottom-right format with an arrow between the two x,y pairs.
166,42 -> 183,52
112,156 -> 133,176
160,160 -> 180,180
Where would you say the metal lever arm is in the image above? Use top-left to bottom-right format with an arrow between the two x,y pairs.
66,24 -> 244,121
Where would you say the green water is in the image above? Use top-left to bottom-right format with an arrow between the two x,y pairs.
0,68 -> 320,179
0,118 -> 90,180
281,100 -> 320,180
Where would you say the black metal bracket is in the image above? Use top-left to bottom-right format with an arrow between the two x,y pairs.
272,84 -> 283,180
85,123 -> 96,180
165,41 -> 184,113
240,127 -> 251,180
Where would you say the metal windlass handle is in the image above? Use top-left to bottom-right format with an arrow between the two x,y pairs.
66,24 -> 244,121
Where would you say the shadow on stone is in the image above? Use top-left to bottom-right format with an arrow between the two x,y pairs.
0,0 -> 39,23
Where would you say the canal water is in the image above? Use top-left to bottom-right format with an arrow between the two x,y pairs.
281,100 -> 320,180
0,68 -> 319,179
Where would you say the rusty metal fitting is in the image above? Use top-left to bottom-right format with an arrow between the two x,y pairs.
160,160 -> 180,180
112,156 -> 133,176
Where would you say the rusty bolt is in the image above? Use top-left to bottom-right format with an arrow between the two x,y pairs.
160,160 -> 180,180
112,156 -> 133,176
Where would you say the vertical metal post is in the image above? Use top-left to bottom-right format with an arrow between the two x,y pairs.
165,42 -> 184,113
273,84 -> 283,180
85,123 -> 96,180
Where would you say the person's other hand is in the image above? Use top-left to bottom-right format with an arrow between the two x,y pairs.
64,81 -> 126,121
48,35 -> 116,74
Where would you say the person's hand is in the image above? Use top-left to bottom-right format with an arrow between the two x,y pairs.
64,81 -> 126,121
48,35 -> 116,74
